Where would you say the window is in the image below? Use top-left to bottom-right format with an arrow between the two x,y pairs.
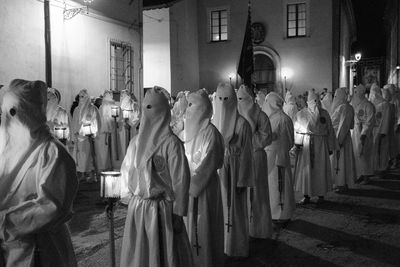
287,3 -> 306,38
210,9 -> 228,42
110,40 -> 133,92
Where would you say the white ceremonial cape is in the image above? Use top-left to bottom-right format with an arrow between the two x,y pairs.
71,97 -> 101,173
118,93 -> 140,157
351,98 -> 376,177
247,110 -> 273,238
294,108 -> 336,196
120,135 -> 193,267
238,85 -> 273,239
184,123 -> 225,267
266,110 -> 295,220
321,92 -> 333,111
219,116 -> 253,256
96,94 -> 117,171
330,102 -> 357,187
370,89 -> 391,171
0,139 -> 78,267
283,91 -> 298,122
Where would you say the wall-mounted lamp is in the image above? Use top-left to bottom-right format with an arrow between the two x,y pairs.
228,73 -> 235,87
346,52 -> 362,64
355,52 -> 362,61
63,0 -> 94,20
281,67 -> 293,92
396,65 -> 400,70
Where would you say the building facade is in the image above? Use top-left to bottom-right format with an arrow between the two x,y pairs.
0,0 -> 147,110
385,0 -> 400,87
167,0 -> 356,97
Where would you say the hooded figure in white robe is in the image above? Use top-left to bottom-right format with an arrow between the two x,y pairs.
119,86 -> 193,267
237,85 -> 273,239
171,92 -> 188,141
212,82 -> 253,257
294,90 -> 336,203
71,89 -> 101,181
385,84 -> 400,160
369,83 -> 391,171
382,85 -> 398,162
255,90 -> 267,108
46,88 -> 71,141
96,90 -> 117,171
119,90 -> 140,156
184,89 -> 225,267
0,79 -> 78,267
283,91 -> 298,122
329,88 -> 357,190
263,92 -> 295,221
321,88 -> 333,111
350,84 -> 376,178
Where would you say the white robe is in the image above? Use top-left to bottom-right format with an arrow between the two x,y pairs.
351,99 -> 375,176
71,104 -> 101,173
391,93 -> 400,155
330,103 -> 357,187
266,110 -> 295,220
283,103 -> 298,122
321,93 -> 333,112
294,108 -> 336,196
184,123 -> 224,267
248,111 -> 273,238
219,116 -> 253,257
371,100 -> 391,171
96,99 -> 115,171
0,139 -> 78,267
120,134 -> 193,267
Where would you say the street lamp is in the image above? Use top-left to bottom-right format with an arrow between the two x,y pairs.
100,171 -> 122,267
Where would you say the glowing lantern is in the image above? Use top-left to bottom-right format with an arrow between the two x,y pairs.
82,123 -> 92,136
122,109 -> 133,120
111,106 -> 119,118
54,126 -> 67,140
100,171 -> 122,199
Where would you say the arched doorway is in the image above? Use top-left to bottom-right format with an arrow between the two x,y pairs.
252,54 -> 276,93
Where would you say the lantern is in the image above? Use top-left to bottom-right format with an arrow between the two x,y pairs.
111,106 -> 119,118
122,109 -> 133,120
82,123 -> 92,136
100,171 -> 121,267
100,171 -> 122,199
54,126 -> 67,140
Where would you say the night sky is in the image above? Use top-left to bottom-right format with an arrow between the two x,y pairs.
351,0 -> 388,58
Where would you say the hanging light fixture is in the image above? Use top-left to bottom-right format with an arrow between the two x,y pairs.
63,0 -> 94,20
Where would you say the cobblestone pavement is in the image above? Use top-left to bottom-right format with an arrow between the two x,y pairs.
70,169 -> 400,267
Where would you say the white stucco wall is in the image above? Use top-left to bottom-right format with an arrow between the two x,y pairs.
0,0 -> 142,111
143,8 -> 171,93
169,0 -> 200,96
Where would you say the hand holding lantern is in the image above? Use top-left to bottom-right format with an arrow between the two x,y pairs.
54,126 -> 67,145
111,106 -> 119,118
